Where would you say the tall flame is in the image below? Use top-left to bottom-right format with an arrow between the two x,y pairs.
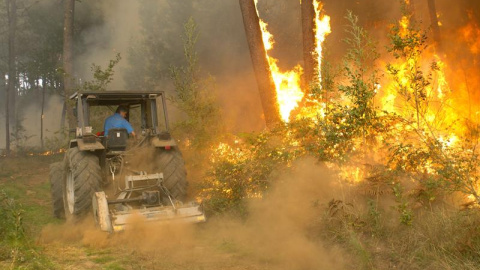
254,0 -> 331,122
254,0 -> 304,122
377,15 -> 466,140
313,0 -> 331,84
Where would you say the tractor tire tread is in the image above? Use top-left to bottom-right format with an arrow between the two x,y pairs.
64,147 -> 102,217
155,148 -> 188,200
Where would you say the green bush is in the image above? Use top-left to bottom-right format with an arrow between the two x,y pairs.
201,125 -> 305,216
0,189 -> 26,263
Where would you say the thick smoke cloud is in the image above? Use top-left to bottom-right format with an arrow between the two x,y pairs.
75,0 -> 140,90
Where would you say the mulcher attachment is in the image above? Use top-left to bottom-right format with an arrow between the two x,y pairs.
92,172 -> 206,232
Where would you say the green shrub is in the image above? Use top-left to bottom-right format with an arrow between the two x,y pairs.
0,189 -> 26,263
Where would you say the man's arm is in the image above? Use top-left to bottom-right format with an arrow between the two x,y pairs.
121,119 -> 135,138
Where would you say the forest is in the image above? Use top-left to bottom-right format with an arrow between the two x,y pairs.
1,0 -> 480,269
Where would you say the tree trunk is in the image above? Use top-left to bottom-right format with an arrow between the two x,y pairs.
238,0 -> 281,128
427,0 -> 442,50
41,78 -> 46,150
301,0 -> 316,91
4,79 -> 9,154
6,0 -> 17,154
2,74 -> 6,154
63,0 -> 75,133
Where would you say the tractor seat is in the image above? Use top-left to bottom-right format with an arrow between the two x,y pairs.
106,128 -> 128,151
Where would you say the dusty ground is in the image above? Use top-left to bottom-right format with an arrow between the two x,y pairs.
0,154 -> 348,270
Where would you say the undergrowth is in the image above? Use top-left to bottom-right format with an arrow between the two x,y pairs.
313,194 -> 480,269
192,8 -> 480,269
0,189 -> 52,269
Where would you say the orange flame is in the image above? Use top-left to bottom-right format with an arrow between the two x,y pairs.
313,0 -> 331,85
460,17 -> 480,55
27,149 -> 66,156
254,0 -> 331,122
254,0 -> 304,122
376,15 -> 469,144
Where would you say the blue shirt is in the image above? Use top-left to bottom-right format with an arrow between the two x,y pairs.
104,113 -> 134,136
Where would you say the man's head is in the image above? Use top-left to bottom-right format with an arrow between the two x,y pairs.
116,106 -> 128,118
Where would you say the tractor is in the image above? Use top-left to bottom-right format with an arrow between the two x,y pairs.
49,91 -> 205,232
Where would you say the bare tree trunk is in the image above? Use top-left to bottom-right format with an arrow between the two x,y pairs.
41,78 -> 46,150
63,0 -> 75,133
4,80 -> 9,154
2,74 -> 7,154
238,0 -> 281,128
427,0 -> 442,50
6,0 -> 17,155
301,0 -> 316,92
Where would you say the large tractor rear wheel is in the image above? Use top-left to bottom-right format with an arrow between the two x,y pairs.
49,162 -> 65,218
63,147 -> 102,219
155,148 -> 188,201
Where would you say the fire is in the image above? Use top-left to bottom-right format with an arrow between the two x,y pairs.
210,142 -> 247,164
313,0 -> 331,84
247,2 -> 480,203
27,149 -> 66,156
460,13 -> 480,55
438,135 -> 458,148
254,0 -> 304,122
434,55 -> 448,99
437,13 -> 443,27
376,15 -> 467,138
254,0 -> 330,122
399,15 -> 410,36
292,1 -> 331,122
269,60 -> 304,122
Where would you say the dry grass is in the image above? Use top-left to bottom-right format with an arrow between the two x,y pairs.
314,185 -> 480,270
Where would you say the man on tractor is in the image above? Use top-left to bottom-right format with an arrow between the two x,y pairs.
104,105 -> 136,138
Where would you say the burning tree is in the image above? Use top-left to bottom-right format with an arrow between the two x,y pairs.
384,10 -> 480,206
238,0 -> 281,128
203,1 -> 480,217
301,0 -> 316,90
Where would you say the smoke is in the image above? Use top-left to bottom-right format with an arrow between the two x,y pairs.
74,0 -> 266,132
38,157 -> 350,269
75,0 -> 140,90
0,93 -> 64,150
